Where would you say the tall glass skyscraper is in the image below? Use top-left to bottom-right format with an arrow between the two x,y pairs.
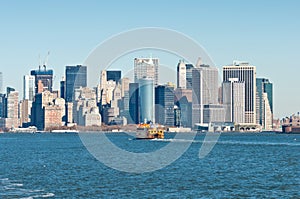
107,70 -> 121,83
139,78 -> 155,123
155,85 -> 174,126
223,61 -> 256,124
65,65 -> 87,102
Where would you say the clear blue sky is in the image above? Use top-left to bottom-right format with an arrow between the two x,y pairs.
0,0 -> 299,119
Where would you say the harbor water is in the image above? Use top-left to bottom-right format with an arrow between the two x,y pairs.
0,132 -> 299,198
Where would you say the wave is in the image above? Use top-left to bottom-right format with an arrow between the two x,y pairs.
151,138 -> 300,146
0,178 -> 54,198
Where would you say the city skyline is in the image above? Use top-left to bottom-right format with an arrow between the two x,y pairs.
1,1 -> 300,118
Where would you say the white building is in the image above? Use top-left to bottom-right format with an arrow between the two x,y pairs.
222,78 -> 245,124
192,64 -> 219,125
134,58 -> 159,86
23,75 -> 35,101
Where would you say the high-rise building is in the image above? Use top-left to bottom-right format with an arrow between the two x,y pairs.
30,66 -> 54,94
223,61 -> 256,124
65,65 -> 87,102
256,78 -> 273,130
19,99 -> 32,127
129,83 -> 139,124
60,77 -> 65,99
222,78 -> 245,124
155,85 -> 174,126
23,75 -> 35,101
177,60 -> 186,89
192,64 -> 219,125
0,93 -> 5,118
6,90 -> 19,128
0,72 -> 3,94
139,78 -> 155,123
177,60 -> 194,89
134,58 -> 159,85
107,70 -> 121,83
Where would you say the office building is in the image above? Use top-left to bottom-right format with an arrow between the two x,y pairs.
134,58 -> 159,85
0,72 -> 2,94
129,83 -> 139,124
192,64 -> 219,125
6,90 -> 19,128
19,99 -> 33,127
107,70 -> 121,83
30,66 -> 54,94
31,91 -> 55,130
23,75 -> 35,101
139,78 -> 155,123
222,78 -> 245,124
60,77 -> 65,99
223,61 -> 256,124
177,60 -> 194,89
155,85 -> 174,126
73,87 -> 101,127
65,65 -> 87,102
256,78 -> 273,130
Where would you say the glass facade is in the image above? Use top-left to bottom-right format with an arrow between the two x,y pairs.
65,65 -> 87,102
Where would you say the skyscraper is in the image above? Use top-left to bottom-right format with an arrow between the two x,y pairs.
192,64 -> 219,125
129,83 -> 139,124
107,70 -> 121,83
65,65 -> 87,102
177,60 -> 186,89
30,66 -> 54,94
223,61 -> 256,124
222,78 -> 245,124
256,78 -> 273,130
176,60 -> 194,89
139,78 -> 155,123
155,85 -> 174,126
60,77 -> 65,99
0,72 -> 3,94
134,58 -> 159,85
23,75 -> 35,101
6,90 -> 19,128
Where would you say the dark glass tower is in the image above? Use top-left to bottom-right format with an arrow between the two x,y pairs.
129,83 -> 139,124
65,65 -> 87,102
155,85 -> 174,126
107,70 -> 121,83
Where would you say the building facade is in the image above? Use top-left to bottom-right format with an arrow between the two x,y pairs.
30,67 -> 54,94
222,78 -> 245,124
256,78 -> 273,130
223,61 -> 256,124
129,83 -> 139,124
155,85 -> 174,126
65,65 -> 87,102
139,78 -> 155,123
134,58 -> 159,86
23,75 -> 35,101
192,64 -> 219,125
107,70 -> 121,83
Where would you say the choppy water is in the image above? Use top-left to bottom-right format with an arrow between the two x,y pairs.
0,132 -> 299,198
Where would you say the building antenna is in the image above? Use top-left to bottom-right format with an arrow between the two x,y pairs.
38,54 -> 41,70
43,51 -> 50,70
